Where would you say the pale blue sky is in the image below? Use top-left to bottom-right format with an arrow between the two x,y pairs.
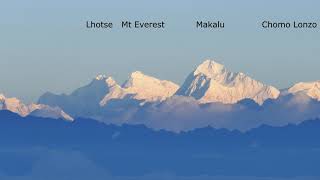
1,0 -> 319,102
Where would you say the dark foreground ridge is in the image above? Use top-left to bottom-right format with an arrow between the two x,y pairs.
0,110 -> 320,177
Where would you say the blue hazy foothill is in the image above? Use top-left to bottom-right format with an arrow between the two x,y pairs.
0,110 -> 320,179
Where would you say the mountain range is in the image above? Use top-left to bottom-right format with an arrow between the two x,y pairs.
2,59 -> 320,131
1,59 -> 320,179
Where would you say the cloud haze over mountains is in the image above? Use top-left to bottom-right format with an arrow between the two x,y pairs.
33,60 -> 320,131
2,60 -> 320,131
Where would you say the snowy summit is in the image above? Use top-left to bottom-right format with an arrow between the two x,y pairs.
287,81 -> 320,101
176,60 -> 280,105
100,71 -> 179,105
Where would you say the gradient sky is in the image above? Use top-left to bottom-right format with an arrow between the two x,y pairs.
1,0 -> 320,103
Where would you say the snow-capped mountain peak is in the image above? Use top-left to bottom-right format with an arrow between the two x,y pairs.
194,60 -> 227,77
100,71 -> 180,106
28,103 -> 74,121
130,71 -> 144,78
95,74 -> 108,80
123,71 -> 177,90
123,71 -> 149,88
124,71 -> 179,101
94,74 -> 117,87
0,95 -> 30,116
123,70 -> 173,89
287,81 -> 320,101
0,94 -> 5,101
176,60 -> 280,105
0,93 -> 73,121
105,77 -> 117,86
